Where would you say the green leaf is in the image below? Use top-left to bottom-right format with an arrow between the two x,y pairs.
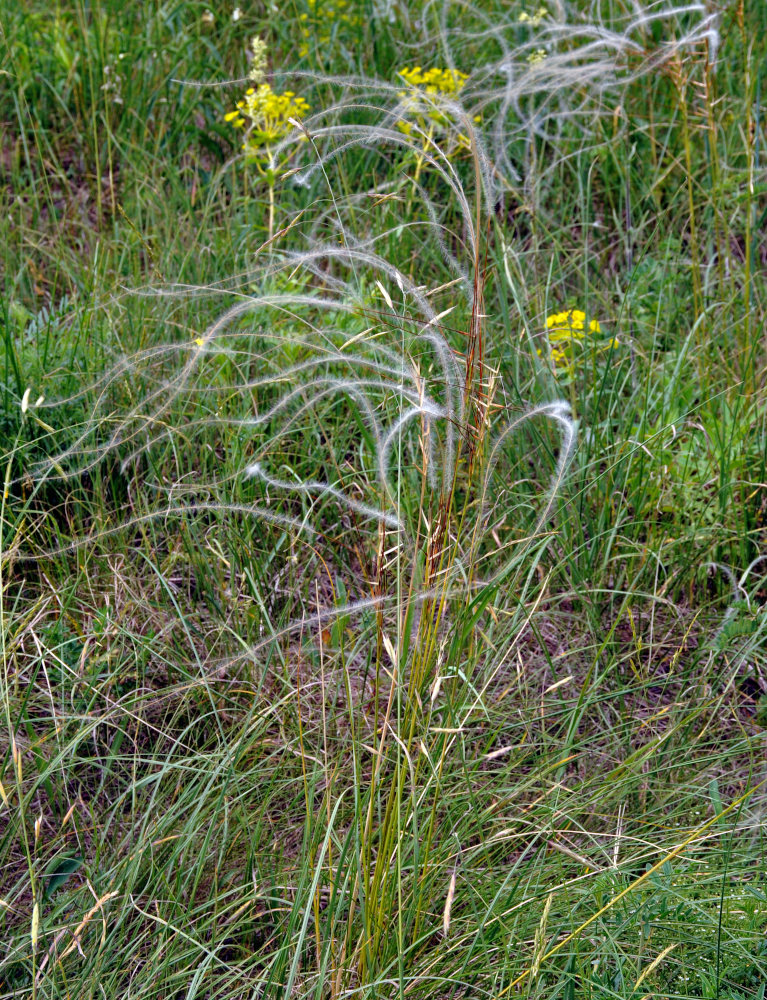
43,855 -> 83,900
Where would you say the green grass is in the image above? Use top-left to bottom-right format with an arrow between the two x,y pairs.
1,1 -> 767,998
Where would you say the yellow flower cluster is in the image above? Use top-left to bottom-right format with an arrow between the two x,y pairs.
396,65 -> 478,151
539,309 -> 618,373
224,37 -> 308,161
547,309 -> 600,338
226,84 -> 310,154
518,8 -> 549,66
298,0 -> 362,59
518,6 -> 548,25
398,65 -> 468,96
248,35 -> 268,83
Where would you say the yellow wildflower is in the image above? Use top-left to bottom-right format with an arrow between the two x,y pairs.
229,83 -> 310,154
518,7 -> 548,26
248,35 -> 268,84
225,36 -> 309,159
539,309 -> 614,374
396,65 -> 477,155
398,65 -> 468,97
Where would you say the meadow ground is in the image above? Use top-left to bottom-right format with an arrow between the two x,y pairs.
1,1 -> 767,998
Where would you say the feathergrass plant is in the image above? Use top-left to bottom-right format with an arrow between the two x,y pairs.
2,2 -> 767,999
